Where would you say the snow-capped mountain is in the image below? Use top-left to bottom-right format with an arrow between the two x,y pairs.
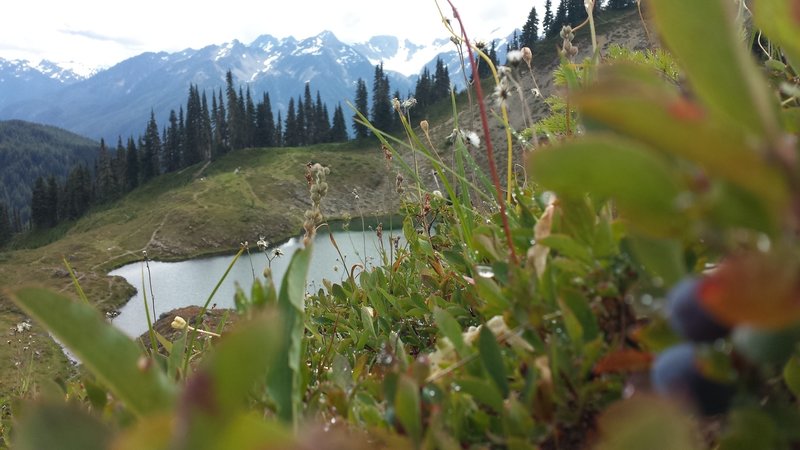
0,59 -> 88,108
353,31 -> 514,87
0,28 -> 516,142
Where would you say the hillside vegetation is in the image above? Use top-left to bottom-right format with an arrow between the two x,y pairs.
0,141 -> 398,397
0,120 -> 98,223
0,1 -> 651,415
8,1 -> 797,447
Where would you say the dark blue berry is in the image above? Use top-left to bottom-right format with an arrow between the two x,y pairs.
667,277 -> 730,342
651,343 -> 734,416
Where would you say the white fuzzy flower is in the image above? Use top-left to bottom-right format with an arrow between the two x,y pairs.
465,131 -> 480,148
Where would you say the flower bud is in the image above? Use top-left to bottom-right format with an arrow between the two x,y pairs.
171,316 -> 187,330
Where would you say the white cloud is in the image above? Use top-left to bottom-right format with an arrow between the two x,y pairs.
0,0 -> 543,68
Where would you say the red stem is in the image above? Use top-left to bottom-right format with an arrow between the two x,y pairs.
446,0 -> 518,264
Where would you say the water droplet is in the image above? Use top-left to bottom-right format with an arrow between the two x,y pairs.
475,265 -> 495,278
623,383 -> 636,399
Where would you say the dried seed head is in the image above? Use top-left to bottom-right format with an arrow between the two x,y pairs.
521,47 -> 533,65
420,120 -> 429,135
506,50 -> 523,67
395,172 -> 405,194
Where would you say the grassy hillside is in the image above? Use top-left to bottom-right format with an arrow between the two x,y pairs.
0,141 -> 399,398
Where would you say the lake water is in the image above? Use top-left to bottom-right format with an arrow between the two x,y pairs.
109,228 -> 401,337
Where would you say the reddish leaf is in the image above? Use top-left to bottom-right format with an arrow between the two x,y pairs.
593,349 -> 654,374
668,97 -> 705,122
699,252 -> 800,329
794,0 -> 800,22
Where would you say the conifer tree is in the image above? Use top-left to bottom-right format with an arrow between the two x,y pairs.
164,109 -> 182,172
521,6 -> 540,47
296,95 -> 306,146
315,91 -> 329,144
141,110 -> 162,182
330,104 -> 348,142
543,0 -> 554,37
284,98 -> 299,147
274,111 -> 283,147
433,57 -> 451,101
95,138 -> 115,203
236,87 -> 247,149
184,85 -> 204,166
30,176 -> 48,229
509,30 -> 521,51
245,87 -> 256,148
226,71 -> 246,150
254,92 -> 275,147
45,175 -> 58,227
371,63 -> 393,132
566,0 -> 588,25
415,67 -> 433,113
213,89 -> 229,157
200,90 -> 213,159
352,78 -> 369,139
302,83 -> 315,144
63,164 -> 92,220
114,137 -> 126,197
125,137 -> 139,191
0,202 -> 12,246
550,0 -> 568,37
12,207 -> 22,234
606,0 -> 633,9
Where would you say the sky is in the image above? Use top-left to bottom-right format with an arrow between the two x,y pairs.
0,0 -> 543,72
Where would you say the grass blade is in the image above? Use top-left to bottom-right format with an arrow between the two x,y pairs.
8,287 -> 176,416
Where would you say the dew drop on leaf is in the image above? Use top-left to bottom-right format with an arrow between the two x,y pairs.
475,265 -> 495,278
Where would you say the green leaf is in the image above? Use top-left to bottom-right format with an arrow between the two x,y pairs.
394,375 -> 422,444
529,136 -> 684,235
206,314 -> 283,415
718,408 -> 780,449
167,331 -> 186,380
649,0 -> 779,137
625,234 -> 686,286
478,326 -> 509,398
361,306 -> 377,341
9,287 -> 175,416
754,0 -> 800,69
537,234 -> 593,265
434,307 -> 468,356
782,108 -> 800,134
13,401 -> 112,450
267,245 -> 312,424
559,289 -> 600,343
785,356 -> 800,398
577,65 -> 788,212
456,377 -> 504,413
596,396 -> 703,450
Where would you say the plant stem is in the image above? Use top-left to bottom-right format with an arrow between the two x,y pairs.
445,0 -> 518,264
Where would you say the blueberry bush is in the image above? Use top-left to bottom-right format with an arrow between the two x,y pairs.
4,0 -> 800,448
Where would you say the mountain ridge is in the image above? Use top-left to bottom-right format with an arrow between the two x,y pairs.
0,29 -> 514,142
